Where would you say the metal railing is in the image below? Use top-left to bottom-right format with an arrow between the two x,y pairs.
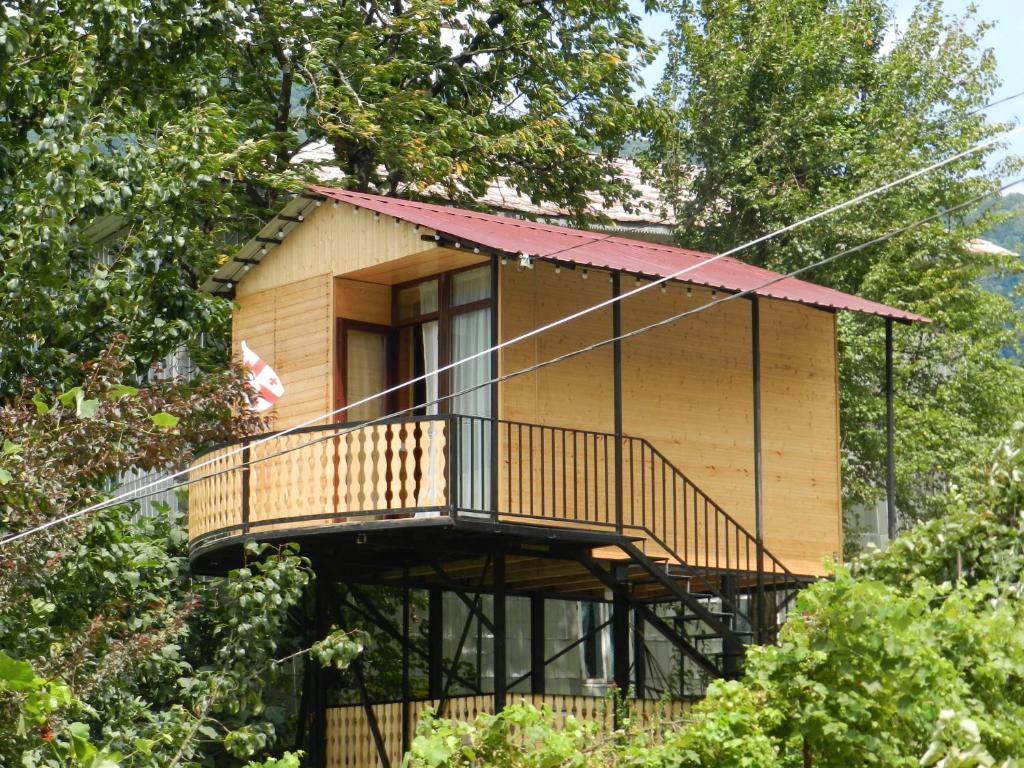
452,415 -> 802,640
189,413 -> 802,637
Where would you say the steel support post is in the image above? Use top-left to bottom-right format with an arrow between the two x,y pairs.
612,272 -> 624,533
530,594 -> 546,695
428,587 -> 443,699
493,554 -> 507,711
751,297 -> 766,644
885,318 -> 897,541
612,564 -> 631,701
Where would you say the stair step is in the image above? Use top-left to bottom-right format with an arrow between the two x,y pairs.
688,631 -> 753,642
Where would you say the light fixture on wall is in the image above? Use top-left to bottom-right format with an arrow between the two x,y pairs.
686,286 -> 693,297
554,265 -> 561,274
518,253 -> 533,270
660,283 -> 667,294
581,269 -> 588,280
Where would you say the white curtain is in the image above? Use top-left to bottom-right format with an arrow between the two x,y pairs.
451,307 -> 491,512
421,320 -> 439,416
417,319 -> 441,512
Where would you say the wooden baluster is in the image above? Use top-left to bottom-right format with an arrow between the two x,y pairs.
388,425 -> 402,510
402,423 -> 417,509
371,425 -> 385,511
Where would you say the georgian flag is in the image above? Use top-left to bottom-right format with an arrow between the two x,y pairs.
241,341 -> 284,413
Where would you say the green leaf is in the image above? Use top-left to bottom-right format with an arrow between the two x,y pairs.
150,412 -> 179,429
58,387 -> 83,408
31,394 -> 50,414
77,398 -> 100,419
0,468 -> 12,486
107,384 -> 139,401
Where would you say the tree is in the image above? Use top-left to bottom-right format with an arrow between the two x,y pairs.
405,424 -> 1024,768
0,347 -> 366,766
0,0 -> 657,397
645,0 -> 1024,526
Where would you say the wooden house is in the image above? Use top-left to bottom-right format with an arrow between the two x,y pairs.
188,187 -> 925,767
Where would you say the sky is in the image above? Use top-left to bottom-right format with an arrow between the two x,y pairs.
631,0 -> 1024,171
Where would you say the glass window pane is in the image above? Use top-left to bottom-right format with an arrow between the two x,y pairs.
396,279 -> 439,319
345,329 -> 388,421
450,266 -> 490,306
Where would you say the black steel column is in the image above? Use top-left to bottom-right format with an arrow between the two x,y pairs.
612,565 -> 630,698
240,442 -> 251,534
493,554 -> 507,710
885,318 -> 897,541
720,575 -> 742,677
428,587 -> 443,699
530,594 -> 546,695
632,608 -> 646,698
490,254 -> 500,514
612,272 -> 624,533
751,297 -> 766,645
310,571 -> 328,768
401,574 -> 411,756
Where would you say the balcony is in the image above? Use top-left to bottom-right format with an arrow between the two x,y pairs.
189,414 -> 801,617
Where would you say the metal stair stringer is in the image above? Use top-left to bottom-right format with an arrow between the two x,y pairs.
575,543 -> 742,681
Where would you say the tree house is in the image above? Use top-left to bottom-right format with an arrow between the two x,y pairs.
188,187 -> 925,767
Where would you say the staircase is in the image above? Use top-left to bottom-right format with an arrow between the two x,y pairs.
451,415 -> 808,684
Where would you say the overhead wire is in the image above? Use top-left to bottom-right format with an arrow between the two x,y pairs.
5,119 -> 1015,553
5,174 -> 1019,547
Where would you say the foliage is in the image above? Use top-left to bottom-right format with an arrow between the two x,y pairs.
407,424 -> 1024,767
0,0 -> 658,396
645,0 -> 1024,525
0,350 -> 327,766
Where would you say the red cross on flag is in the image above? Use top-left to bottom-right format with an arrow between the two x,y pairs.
241,341 -> 285,413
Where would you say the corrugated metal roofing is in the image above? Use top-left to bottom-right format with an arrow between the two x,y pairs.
308,187 -> 928,324
205,186 -> 927,324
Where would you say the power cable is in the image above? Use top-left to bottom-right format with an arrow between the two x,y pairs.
6,176 -> 1017,547
8,120 -> 1015,551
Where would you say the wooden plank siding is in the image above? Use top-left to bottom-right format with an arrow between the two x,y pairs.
235,202 -> 436,297
499,262 -> 841,577
233,274 -> 333,430
326,694 -> 690,768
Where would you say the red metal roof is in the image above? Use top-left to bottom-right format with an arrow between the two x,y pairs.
308,186 -> 929,323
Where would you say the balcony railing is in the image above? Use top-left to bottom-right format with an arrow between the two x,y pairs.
189,416 -> 452,546
189,414 -> 801,633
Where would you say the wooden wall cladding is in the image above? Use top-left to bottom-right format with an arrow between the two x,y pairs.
498,267 -> 840,577
498,262 -> 614,434
232,273 -> 333,430
326,695 -> 690,768
758,299 -> 842,574
334,278 -> 392,324
497,263 -> 615,518
620,285 -> 840,576
236,202 -> 435,297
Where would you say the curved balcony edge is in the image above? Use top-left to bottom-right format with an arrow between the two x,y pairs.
187,415 -> 461,567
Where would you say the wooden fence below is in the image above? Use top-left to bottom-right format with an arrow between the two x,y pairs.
326,694 -> 690,768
